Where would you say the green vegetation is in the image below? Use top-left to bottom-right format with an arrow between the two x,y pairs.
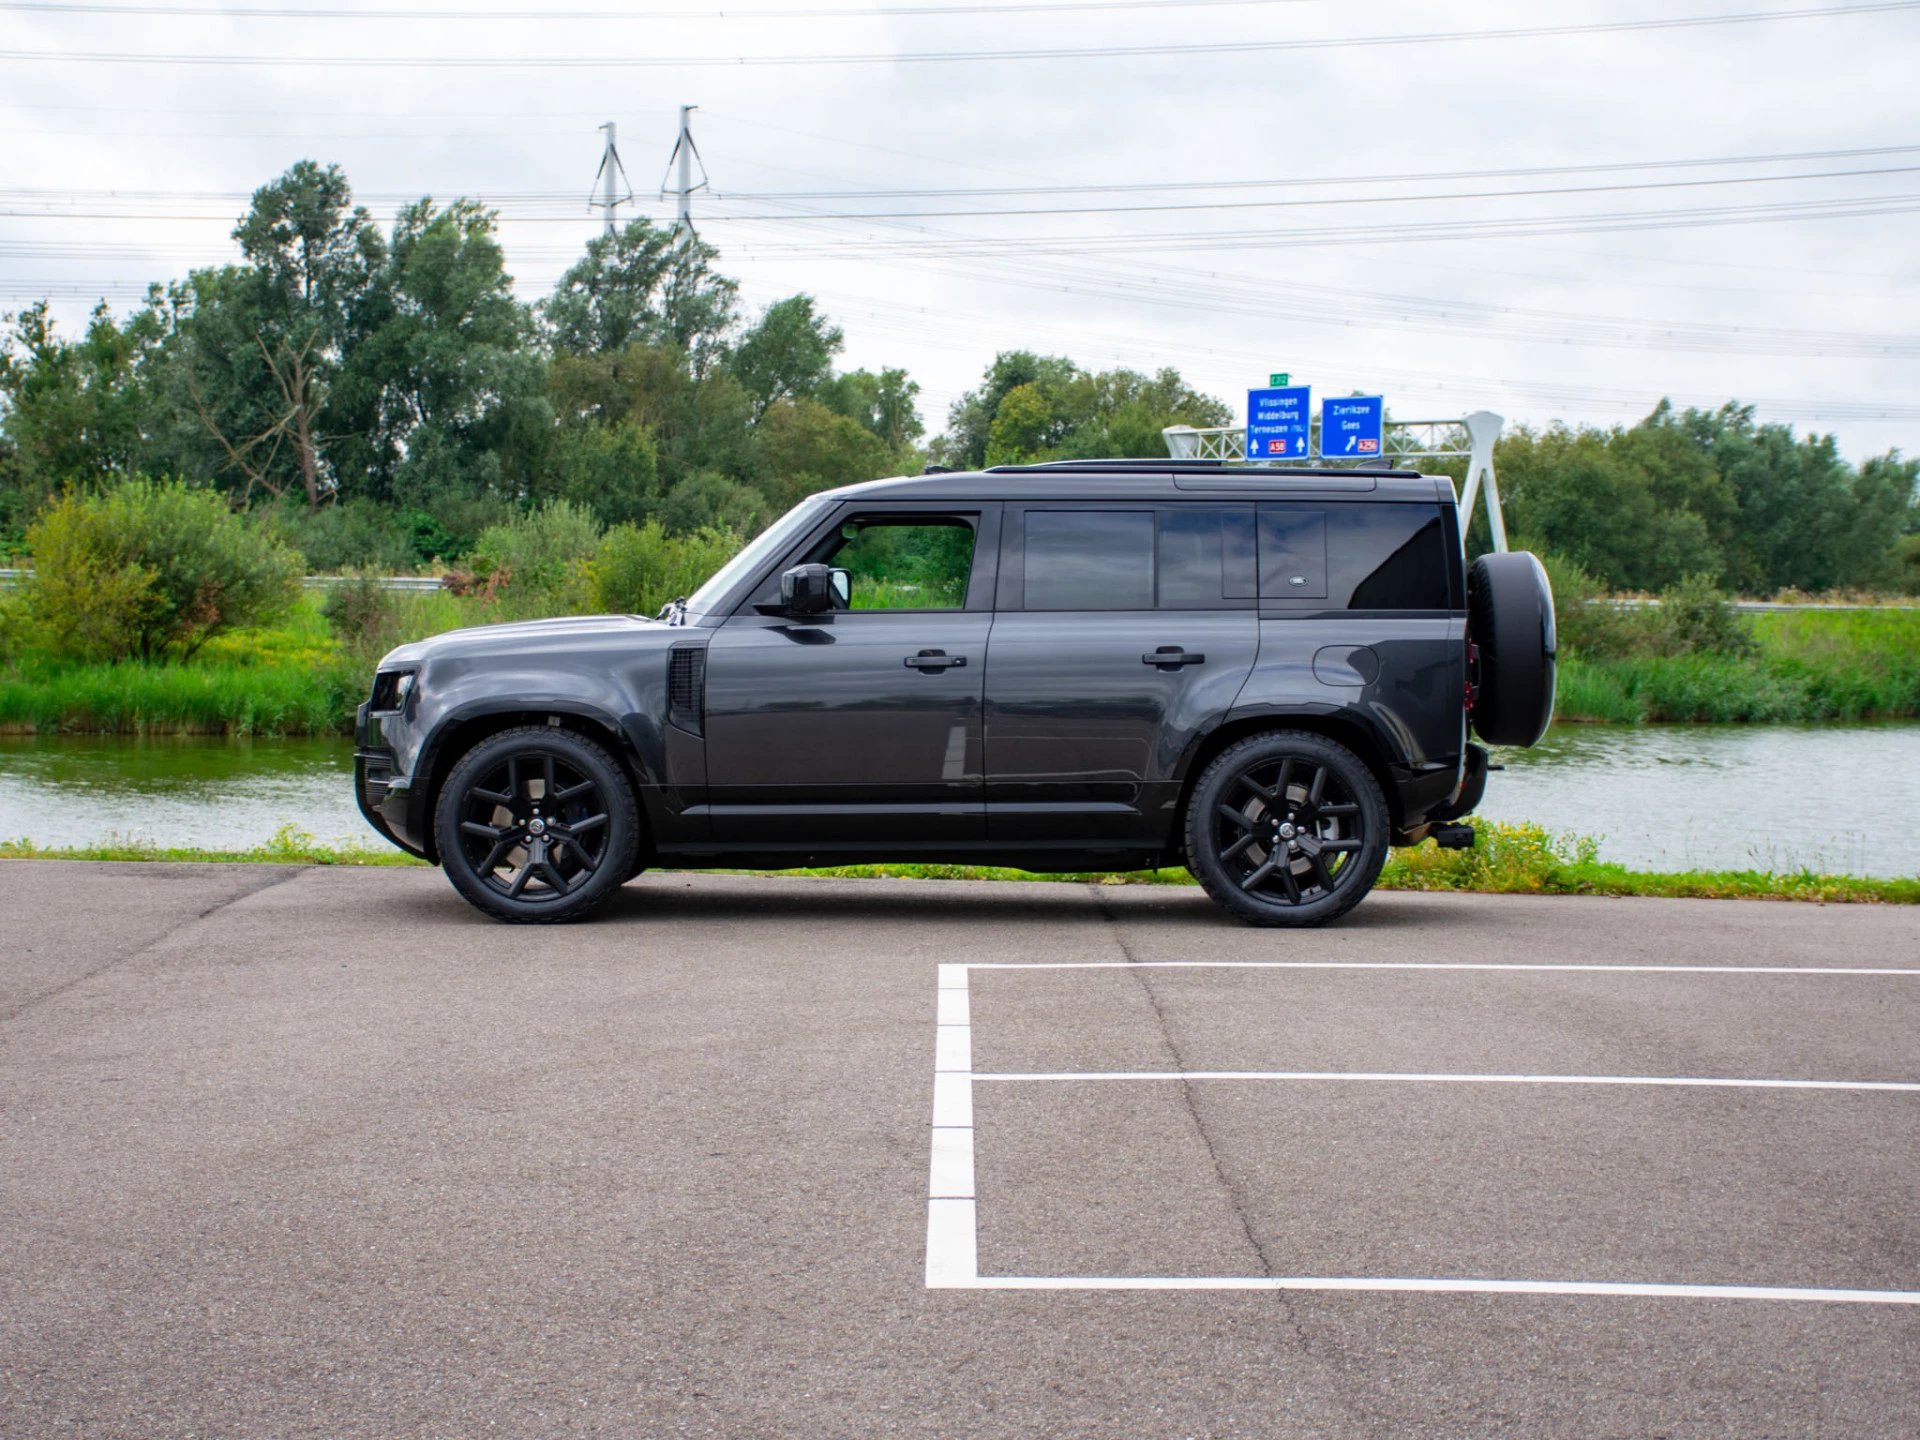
1544,554 -> 1920,723
23,478 -> 301,662
2,821 -> 1911,903
1,157 -> 1916,736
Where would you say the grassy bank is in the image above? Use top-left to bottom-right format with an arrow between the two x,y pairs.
1555,608 -> 1920,724
4,593 -> 1918,736
3,822 -> 1912,903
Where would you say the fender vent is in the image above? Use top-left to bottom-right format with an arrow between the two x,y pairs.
668,647 -> 706,735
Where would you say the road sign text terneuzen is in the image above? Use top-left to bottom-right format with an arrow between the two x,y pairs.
1247,385 -> 1312,459
1321,395 -> 1385,457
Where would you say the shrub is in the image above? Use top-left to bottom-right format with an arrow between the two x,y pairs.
1653,573 -> 1756,658
24,478 -> 302,662
320,570 -> 409,666
467,499 -> 603,598
1533,548 -> 1648,659
589,521 -> 738,616
272,498 -> 417,574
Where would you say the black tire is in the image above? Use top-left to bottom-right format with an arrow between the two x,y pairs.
1184,731 -> 1389,927
1468,551 -> 1557,747
434,726 -> 640,924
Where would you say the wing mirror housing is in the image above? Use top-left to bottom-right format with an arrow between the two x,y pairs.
763,563 -> 851,618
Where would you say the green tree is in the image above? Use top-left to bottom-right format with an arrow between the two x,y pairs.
941,352 -> 1229,467
752,396 -> 896,511
543,218 -> 737,364
0,299 -> 170,534
538,417 -> 660,527
167,161 -> 386,509
821,366 -> 924,450
346,197 -> 550,528
727,295 -> 843,419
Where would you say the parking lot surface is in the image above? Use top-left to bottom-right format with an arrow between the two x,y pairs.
2,861 -> 1916,1438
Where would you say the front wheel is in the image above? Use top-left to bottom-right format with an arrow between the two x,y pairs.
434,726 -> 640,924
1184,731 -> 1389,927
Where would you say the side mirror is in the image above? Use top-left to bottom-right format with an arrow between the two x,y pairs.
778,563 -> 849,616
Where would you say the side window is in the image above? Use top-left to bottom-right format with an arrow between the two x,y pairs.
1337,507 -> 1453,610
1024,510 -> 1154,610
1258,506 -> 1328,599
823,517 -> 976,610
1156,506 -> 1257,607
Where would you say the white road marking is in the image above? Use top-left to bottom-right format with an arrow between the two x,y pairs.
964,961 -> 1920,976
924,959 -> 1920,1300
926,970 -> 979,1285
929,1127 -> 975,1199
936,1024 -> 972,1073
953,1275 -> 1920,1304
925,1200 -> 978,1288
973,1071 -> 1920,1092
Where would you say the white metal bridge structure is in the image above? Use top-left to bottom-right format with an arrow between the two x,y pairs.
1163,411 -> 1511,553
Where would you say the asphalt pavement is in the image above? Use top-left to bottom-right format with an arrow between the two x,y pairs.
2,862 -> 1916,1438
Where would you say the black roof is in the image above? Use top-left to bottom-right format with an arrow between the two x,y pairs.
826,460 -> 1450,505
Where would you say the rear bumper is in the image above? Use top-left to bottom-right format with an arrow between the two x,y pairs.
354,702 -> 430,860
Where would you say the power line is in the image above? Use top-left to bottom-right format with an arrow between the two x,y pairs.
6,144 -> 1918,204
4,3 -> 1914,68
0,0 -> 1318,19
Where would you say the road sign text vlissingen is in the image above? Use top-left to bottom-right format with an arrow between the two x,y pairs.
1322,395 -> 1385,458
1247,385 -> 1312,459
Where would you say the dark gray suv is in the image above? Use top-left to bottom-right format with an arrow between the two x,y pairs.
355,461 -> 1556,926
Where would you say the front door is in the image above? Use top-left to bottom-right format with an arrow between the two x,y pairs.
984,504 -> 1259,847
703,505 -> 999,847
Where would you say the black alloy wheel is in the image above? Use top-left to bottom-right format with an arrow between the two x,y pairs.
1185,731 -> 1388,927
434,726 -> 639,924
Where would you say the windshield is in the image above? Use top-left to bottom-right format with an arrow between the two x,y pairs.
683,496 -> 831,618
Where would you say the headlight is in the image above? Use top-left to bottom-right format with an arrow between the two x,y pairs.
369,668 -> 417,713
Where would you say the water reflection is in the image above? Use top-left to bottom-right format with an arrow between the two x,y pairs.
1,724 -> 1915,877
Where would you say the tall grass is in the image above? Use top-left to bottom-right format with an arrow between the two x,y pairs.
1555,608 -> 1920,723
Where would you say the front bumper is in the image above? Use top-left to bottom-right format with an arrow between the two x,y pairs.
354,702 -> 430,859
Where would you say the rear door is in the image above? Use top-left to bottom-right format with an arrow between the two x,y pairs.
983,502 -> 1259,847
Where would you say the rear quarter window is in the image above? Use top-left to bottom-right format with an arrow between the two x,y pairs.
1259,503 -> 1456,610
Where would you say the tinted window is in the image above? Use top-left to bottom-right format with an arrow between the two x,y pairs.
1335,507 -> 1452,610
1257,507 -> 1328,599
1156,506 -> 1257,607
1025,510 -> 1153,610
826,518 -> 975,610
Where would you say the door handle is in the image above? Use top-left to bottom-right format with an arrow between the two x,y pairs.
906,649 -> 967,671
1142,647 -> 1206,668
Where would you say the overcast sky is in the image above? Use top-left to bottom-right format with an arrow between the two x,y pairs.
4,0 -> 1918,460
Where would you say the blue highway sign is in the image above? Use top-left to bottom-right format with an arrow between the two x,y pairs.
1321,395 -> 1384,458
1247,385 -> 1312,460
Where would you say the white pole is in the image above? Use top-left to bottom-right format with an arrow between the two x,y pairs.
676,104 -> 697,237
1460,410 -> 1507,552
598,121 -> 619,236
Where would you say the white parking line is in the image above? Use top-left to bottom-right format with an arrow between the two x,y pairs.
965,961 -> 1920,976
926,960 -> 1920,1302
974,1071 -> 1920,1092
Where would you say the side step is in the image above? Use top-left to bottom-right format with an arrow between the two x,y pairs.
1431,823 -> 1476,850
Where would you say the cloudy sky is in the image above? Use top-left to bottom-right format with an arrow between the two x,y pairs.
4,0 -> 1918,459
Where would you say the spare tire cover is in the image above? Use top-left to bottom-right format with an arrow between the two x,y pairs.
1468,551 -> 1556,747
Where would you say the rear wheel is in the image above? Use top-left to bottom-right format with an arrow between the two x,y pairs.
434,726 -> 639,924
1184,731 -> 1388,927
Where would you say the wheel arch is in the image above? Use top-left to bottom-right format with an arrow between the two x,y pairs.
412,701 -> 651,864
1171,708 -> 1405,851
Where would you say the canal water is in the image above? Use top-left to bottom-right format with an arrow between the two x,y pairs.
0,725 -> 1915,878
